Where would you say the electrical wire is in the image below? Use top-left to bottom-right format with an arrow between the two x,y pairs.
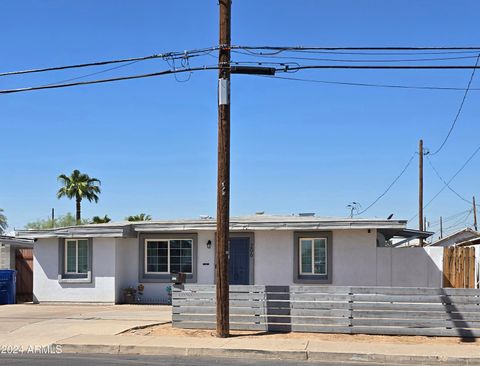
3,46 -> 480,78
275,65 -> 480,71
232,49 -> 480,63
260,74 -> 480,91
0,54 -> 161,77
428,209 -> 471,227
354,152 -> 416,216
0,47 -> 219,77
236,49 -> 480,56
409,143 -> 480,222
442,210 -> 473,231
426,156 -> 477,206
428,53 -> 480,155
234,46 -> 480,52
43,60 -> 143,86
0,66 -> 219,94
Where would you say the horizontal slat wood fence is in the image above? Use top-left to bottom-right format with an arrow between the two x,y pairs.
172,285 -> 480,337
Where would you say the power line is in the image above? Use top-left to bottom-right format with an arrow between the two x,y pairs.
428,209 -> 471,227
236,48 -> 480,56
355,152 -> 416,216
234,46 -> 480,51
409,143 -> 480,222
442,210 -> 473,231
0,47 -> 219,77
0,66 -> 218,94
4,46 -> 480,79
276,65 -> 480,71
428,53 -> 480,155
43,60 -> 143,86
0,54 -> 162,77
426,156 -> 477,206
260,74 -> 480,91
232,50 -> 480,63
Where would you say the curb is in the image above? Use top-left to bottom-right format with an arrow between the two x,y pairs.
309,351 -> 479,365
55,343 -> 480,365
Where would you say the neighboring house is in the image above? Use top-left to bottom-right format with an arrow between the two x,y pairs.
0,236 -> 34,270
0,236 -> 35,302
17,214 -> 439,304
428,228 -> 480,247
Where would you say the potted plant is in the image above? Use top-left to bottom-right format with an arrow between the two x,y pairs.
123,286 -> 137,304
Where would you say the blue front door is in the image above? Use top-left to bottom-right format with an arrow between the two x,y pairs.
229,237 -> 250,285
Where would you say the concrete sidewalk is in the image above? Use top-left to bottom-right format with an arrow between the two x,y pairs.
54,333 -> 480,365
0,304 -> 171,347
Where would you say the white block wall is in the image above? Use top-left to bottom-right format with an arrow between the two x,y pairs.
376,247 -> 443,287
0,244 -> 14,270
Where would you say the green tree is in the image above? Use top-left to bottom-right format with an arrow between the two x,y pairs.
126,213 -> 152,222
91,215 -> 111,224
57,170 -> 101,225
25,213 -> 89,230
0,208 -> 7,234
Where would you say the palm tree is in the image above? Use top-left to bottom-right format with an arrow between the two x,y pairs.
91,215 -> 111,224
126,213 -> 152,222
57,170 -> 101,225
0,208 -> 7,234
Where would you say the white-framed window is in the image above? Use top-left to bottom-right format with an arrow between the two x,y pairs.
65,239 -> 89,274
299,238 -> 327,275
145,239 -> 193,274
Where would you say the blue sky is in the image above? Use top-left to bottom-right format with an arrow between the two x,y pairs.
1,1 -> 480,237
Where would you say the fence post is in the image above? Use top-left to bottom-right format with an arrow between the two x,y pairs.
348,287 -> 354,334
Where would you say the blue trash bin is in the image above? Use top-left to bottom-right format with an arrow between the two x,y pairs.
0,270 -> 16,305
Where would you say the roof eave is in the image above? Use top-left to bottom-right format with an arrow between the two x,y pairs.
0,236 -> 35,248
16,224 -> 136,239
134,220 -> 406,232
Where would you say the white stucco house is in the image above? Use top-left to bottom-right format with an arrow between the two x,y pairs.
17,214 -> 441,304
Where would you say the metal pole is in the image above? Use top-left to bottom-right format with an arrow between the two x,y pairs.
216,0 -> 231,338
440,216 -> 443,239
473,196 -> 478,231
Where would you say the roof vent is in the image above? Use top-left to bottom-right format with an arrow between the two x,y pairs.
298,212 -> 315,217
199,215 -> 213,220
255,211 -> 265,215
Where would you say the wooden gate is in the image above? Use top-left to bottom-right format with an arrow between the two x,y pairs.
443,247 -> 476,288
15,248 -> 33,302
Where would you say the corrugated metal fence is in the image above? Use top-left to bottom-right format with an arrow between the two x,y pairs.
172,285 -> 480,337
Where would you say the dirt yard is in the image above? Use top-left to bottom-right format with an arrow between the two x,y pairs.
127,323 -> 479,345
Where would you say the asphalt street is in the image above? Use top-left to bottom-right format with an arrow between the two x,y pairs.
0,353 -> 410,366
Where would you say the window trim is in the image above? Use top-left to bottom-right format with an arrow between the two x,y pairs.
139,233 -> 197,283
299,238 -> 327,276
144,238 -> 194,275
293,231 -> 332,284
58,238 -> 93,284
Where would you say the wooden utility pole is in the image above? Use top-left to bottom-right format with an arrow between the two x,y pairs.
216,0 -> 231,338
473,196 -> 478,231
419,139 -> 424,245
440,216 -> 443,239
